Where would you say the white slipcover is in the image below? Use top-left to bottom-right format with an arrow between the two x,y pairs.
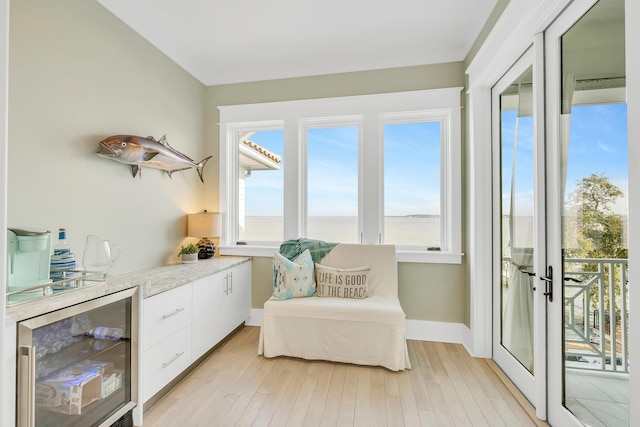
258,244 -> 411,371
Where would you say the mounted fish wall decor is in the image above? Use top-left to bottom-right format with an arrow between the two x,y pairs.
97,134 -> 212,182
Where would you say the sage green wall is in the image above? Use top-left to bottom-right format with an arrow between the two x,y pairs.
206,63 -> 467,324
8,0 -> 206,274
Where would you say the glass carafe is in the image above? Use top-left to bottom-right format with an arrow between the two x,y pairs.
82,235 -> 120,272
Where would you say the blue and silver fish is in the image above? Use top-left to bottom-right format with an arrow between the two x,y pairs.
97,134 -> 212,182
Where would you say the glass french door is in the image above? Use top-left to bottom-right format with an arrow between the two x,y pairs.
492,0 -> 629,424
546,0 -> 629,426
492,42 -> 547,417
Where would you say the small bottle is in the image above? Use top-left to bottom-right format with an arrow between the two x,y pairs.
87,327 -> 124,341
53,228 -> 71,256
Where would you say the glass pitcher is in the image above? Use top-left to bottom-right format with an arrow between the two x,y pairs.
82,235 -> 121,272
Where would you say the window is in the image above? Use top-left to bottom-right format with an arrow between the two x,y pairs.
383,120 -> 442,249
219,88 -> 462,263
237,129 -> 284,244
306,125 -> 359,243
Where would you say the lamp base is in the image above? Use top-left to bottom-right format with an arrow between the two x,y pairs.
196,238 -> 216,259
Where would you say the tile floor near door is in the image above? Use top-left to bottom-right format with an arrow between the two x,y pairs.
142,326 -> 547,426
566,371 -> 629,427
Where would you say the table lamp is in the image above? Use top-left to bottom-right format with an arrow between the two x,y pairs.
187,210 -> 221,259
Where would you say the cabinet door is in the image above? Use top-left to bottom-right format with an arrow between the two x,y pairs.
222,262 -> 252,335
191,274 -> 227,361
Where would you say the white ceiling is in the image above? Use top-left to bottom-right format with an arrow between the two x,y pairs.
96,0 -> 498,86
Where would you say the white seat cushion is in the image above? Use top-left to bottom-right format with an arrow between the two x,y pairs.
263,295 -> 405,326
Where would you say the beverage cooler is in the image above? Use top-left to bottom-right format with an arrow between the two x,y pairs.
17,287 -> 139,427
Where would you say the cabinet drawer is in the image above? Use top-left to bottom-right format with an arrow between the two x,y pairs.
143,324 -> 192,402
143,283 -> 192,350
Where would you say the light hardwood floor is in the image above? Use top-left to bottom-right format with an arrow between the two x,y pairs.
142,326 -> 548,426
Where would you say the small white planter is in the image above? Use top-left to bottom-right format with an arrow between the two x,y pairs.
181,253 -> 198,264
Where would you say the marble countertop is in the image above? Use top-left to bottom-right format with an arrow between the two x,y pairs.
6,256 -> 250,322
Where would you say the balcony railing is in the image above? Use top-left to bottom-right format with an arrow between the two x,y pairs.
501,256 -> 629,374
563,257 -> 629,373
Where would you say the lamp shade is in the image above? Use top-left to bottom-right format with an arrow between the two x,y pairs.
187,212 -> 221,238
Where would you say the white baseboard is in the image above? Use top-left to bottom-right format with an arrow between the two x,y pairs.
246,309 -> 467,346
462,324 -> 474,356
246,308 -> 263,327
404,319 -> 466,344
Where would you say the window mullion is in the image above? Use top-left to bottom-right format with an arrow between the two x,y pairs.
361,114 -> 382,244
220,124 -> 239,246
445,107 -> 462,255
283,119 -> 302,240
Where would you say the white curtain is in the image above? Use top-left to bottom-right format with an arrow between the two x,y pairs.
561,74 -> 575,202
503,82 -> 535,371
502,75 -> 575,371
504,248 -> 534,370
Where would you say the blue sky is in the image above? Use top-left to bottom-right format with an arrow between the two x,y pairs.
565,103 -> 629,208
501,102 -> 628,215
242,130 -> 284,216
243,122 -> 441,217
307,126 -> 358,216
246,103 -> 628,218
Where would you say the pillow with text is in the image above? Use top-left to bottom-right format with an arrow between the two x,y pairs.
314,264 -> 370,299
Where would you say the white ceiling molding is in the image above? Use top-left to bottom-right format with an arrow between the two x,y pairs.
466,0 -> 571,87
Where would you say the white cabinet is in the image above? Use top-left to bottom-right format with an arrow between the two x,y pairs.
221,261 -> 251,336
142,283 -> 192,401
191,261 -> 252,361
143,325 -> 192,401
142,260 -> 251,403
191,274 -> 226,360
143,282 -> 192,351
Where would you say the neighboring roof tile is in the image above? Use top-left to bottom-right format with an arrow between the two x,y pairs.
241,139 -> 282,163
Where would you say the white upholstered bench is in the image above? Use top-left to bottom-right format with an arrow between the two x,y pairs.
258,244 -> 411,371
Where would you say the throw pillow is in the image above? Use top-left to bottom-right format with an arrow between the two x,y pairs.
271,249 -> 316,300
314,264 -> 370,299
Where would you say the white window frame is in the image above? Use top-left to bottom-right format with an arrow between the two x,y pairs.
219,88 -> 463,264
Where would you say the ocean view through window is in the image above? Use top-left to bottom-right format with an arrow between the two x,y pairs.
307,125 -> 359,243
219,88 -> 463,263
240,215 -> 443,245
384,121 -> 441,248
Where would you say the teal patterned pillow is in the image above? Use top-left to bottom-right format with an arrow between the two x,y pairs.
271,249 -> 316,300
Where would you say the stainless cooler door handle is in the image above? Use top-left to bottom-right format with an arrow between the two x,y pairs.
18,345 -> 35,427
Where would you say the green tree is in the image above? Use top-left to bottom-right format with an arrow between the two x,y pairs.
566,173 -> 627,260
565,173 -> 627,318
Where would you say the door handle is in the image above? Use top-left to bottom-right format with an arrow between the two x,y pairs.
18,345 -> 35,427
539,265 -> 553,302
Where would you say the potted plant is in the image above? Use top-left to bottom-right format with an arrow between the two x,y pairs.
178,243 -> 199,264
